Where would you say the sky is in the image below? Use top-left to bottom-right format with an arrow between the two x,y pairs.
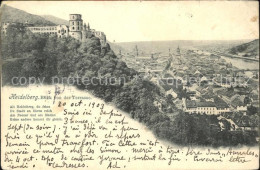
3,1 -> 259,42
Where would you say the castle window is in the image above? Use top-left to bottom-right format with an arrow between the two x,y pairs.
72,27 -> 75,30
72,22 -> 74,25
65,30 -> 66,33
78,26 -> 79,30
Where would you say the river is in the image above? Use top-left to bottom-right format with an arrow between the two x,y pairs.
220,55 -> 259,70
191,48 -> 259,70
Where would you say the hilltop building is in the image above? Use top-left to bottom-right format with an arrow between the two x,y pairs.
1,22 -> 10,34
1,22 -> 33,35
27,25 -> 69,38
1,14 -> 107,46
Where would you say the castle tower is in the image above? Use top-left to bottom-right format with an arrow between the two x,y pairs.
69,14 -> 83,40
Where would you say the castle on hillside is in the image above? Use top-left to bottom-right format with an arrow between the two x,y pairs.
1,14 -> 107,46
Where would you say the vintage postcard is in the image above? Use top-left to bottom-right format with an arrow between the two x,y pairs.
0,1 -> 259,169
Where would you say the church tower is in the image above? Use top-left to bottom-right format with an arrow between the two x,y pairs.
69,14 -> 83,40
176,46 -> 181,56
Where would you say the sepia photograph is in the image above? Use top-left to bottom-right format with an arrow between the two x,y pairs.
1,1 -> 259,169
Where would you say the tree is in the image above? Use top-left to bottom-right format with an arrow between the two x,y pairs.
247,105 -> 258,116
244,96 -> 251,105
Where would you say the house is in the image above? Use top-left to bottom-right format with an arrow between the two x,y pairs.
230,95 -> 247,111
200,76 -> 208,82
187,91 -> 197,100
213,76 -> 232,88
249,93 -> 259,107
1,22 -> 10,34
236,115 -> 258,131
166,89 -> 178,98
233,77 -> 248,88
216,103 -> 231,114
185,100 -> 227,115
185,100 -> 216,114
153,100 -> 163,112
194,71 -> 203,78
236,71 -> 245,77
202,94 -> 214,102
183,66 -> 189,71
196,86 -> 208,96
237,105 -> 248,111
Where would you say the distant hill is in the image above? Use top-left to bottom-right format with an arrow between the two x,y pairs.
228,39 -> 259,58
114,41 -> 187,54
41,15 -> 69,25
113,40 -> 250,55
0,5 -> 55,26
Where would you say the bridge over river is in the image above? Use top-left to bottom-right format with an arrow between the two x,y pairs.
211,51 -> 259,62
